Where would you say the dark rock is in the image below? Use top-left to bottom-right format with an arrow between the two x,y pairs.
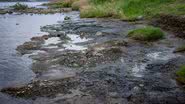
64,16 -> 71,20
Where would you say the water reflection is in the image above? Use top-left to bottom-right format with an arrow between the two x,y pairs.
0,13 -> 66,88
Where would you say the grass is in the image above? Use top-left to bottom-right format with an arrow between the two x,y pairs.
80,2 -> 118,18
128,26 -> 164,41
80,0 -> 185,19
11,3 -> 29,10
43,0 -> 185,19
176,65 -> 185,84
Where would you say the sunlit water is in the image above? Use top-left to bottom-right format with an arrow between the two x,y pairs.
0,2 -> 69,103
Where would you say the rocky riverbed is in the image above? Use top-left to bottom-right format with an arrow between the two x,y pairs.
1,11 -> 185,104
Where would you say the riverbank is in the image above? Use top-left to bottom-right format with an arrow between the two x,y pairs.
43,0 -> 185,38
43,0 -> 185,19
0,1 -> 185,104
1,13 -> 185,103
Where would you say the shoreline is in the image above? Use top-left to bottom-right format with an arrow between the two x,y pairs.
1,14 -> 185,103
0,1 -> 185,104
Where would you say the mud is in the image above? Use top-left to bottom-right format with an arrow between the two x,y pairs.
153,14 -> 185,38
1,15 -> 185,104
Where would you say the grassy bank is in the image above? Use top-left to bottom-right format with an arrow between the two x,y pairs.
80,0 -> 185,19
46,0 -> 185,19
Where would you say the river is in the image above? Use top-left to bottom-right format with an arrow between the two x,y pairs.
0,1 -> 68,103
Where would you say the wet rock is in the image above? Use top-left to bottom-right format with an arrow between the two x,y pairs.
31,35 -> 49,41
64,16 -> 71,20
1,79 -> 79,98
16,41 -> 42,54
16,35 -> 49,55
95,32 -> 103,36
146,56 -> 185,73
49,31 -> 66,37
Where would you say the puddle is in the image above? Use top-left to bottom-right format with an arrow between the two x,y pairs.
44,37 -> 61,46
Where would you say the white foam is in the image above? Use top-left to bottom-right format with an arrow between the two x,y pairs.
63,44 -> 87,51
67,34 -> 90,43
44,37 -> 61,46
132,63 -> 147,77
147,51 -> 177,61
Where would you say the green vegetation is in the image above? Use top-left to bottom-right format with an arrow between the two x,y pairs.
44,0 -> 185,19
80,0 -> 185,19
80,1 -> 118,18
176,65 -> 185,84
174,45 -> 185,53
11,3 -> 29,10
128,27 -> 164,41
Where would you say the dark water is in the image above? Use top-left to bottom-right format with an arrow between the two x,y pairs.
0,2 -> 69,103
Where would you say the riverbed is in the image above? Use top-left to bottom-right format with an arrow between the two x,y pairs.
1,1 -> 185,104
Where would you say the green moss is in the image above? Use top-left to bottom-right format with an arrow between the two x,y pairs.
176,65 -> 185,84
11,3 -> 29,10
128,27 -> 164,41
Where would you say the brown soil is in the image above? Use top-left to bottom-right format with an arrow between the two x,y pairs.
153,14 -> 185,38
